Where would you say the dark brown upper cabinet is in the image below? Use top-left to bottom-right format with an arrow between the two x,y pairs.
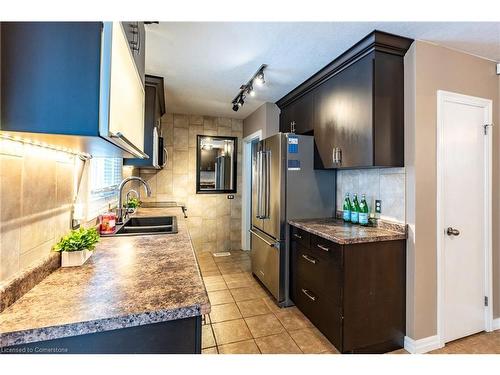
276,30 -> 413,169
279,90 -> 314,134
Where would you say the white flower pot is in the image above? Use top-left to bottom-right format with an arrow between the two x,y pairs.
61,249 -> 93,267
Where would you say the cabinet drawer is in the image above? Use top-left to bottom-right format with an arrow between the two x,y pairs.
290,226 -> 310,248
310,234 -> 340,255
293,277 -> 342,350
296,246 -> 342,306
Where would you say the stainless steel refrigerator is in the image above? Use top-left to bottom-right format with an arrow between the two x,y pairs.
250,133 -> 335,307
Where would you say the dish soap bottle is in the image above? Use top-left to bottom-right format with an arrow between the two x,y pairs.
351,194 -> 360,224
343,193 -> 352,222
359,194 -> 369,226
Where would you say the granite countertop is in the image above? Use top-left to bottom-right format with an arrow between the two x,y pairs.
288,218 -> 407,245
0,207 -> 210,348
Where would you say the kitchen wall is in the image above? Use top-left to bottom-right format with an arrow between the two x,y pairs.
404,40 -> 500,340
0,139 -> 80,283
336,168 -> 405,223
242,102 -> 280,139
132,113 -> 243,254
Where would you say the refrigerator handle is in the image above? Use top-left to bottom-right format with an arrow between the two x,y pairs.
265,150 -> 271,219
256,151 -> 263,219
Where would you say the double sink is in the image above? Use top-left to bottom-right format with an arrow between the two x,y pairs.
103,216 -> 178,236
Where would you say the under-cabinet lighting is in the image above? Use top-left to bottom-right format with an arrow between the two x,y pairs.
0,132 -> 92,159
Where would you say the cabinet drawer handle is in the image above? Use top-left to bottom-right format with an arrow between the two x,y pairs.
316,244 -> 330,252
301,288 -> 316,302
293,233 -> 302,240
301,254 -> 317,264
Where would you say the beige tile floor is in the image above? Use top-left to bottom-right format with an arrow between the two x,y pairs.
198,250 -> 500,354
198,250 -> 338,354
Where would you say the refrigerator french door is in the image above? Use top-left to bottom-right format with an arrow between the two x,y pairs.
250,133 -> 335,306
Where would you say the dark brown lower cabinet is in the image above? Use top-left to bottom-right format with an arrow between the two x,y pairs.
290,225 -> 405,353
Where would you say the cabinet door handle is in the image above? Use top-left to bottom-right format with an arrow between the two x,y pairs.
293,233 -> 302,240
301,288 -> 317,302
301,254 -> 317,264
316,244 -> 330,252
332,147 -> 342,164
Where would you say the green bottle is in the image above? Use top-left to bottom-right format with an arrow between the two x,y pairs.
342,193 -> 352,222
350,194 -> 360,224
359,194 -> 369,226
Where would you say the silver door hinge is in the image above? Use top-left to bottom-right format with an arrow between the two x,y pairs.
484,296 -> 489,307
483,123 -> 494,135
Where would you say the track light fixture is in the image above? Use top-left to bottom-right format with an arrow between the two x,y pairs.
231,64 -> 267,112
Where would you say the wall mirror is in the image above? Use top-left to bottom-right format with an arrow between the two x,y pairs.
196,135 -> 237,194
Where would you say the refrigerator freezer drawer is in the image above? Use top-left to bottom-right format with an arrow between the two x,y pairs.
250,229 -> 280,300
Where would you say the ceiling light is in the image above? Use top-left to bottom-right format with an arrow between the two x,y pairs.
255,72 -> 265,86
247,85 -> 255,97
231,64 -> 267,111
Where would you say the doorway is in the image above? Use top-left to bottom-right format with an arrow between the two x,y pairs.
436,90 -> 493,346
241,130 -> 262,251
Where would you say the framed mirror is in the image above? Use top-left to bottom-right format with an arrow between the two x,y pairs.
196,135 -> 238,194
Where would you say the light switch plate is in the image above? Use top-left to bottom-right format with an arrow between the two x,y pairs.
375,200 -> 382,213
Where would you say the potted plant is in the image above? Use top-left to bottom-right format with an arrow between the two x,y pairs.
125,196 -> 141,213
53,227 -> 100,267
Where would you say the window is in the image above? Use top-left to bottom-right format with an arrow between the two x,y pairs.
87,157 -> 122,218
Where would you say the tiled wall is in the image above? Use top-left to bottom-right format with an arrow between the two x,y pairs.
132,113 -> 243,254
336,168 -> 405,223
0,139 -> 79,283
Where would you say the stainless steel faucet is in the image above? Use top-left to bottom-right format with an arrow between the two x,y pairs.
116,176 -> 152,224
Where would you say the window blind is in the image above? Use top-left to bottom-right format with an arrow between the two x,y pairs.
90,157 -> 122,198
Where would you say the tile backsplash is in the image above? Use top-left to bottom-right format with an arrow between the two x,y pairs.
128,113 -> 243,254
336,168 -> 405,223
0,139 -> 81,283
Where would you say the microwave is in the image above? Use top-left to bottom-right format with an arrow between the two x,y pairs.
153,127 -> 168,169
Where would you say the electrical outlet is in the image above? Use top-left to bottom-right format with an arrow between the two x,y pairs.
227,195 -> 235,200
375,200 -> 382,213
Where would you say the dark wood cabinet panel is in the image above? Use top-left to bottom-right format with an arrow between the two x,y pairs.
276,30 -> 413,169
313,53 -> 374,169
342,240 -> 406,353
293,276 -> 343,350
372,51 -> 404,167
279,91 -> 314,134
290,224 -> 406,353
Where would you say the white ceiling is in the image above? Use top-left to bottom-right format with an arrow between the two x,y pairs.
145,22 -> 500,119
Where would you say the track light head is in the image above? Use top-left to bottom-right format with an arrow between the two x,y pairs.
232,95 -> 245,112
247,85 -> 255,97
255,71 -> 265,86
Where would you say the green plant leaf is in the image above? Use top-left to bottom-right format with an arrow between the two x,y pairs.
52,227 -> 100,252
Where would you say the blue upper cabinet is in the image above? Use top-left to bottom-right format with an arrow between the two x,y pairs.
1,22 -> 147,158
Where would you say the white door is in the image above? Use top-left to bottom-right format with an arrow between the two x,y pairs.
438,91 -> 492,344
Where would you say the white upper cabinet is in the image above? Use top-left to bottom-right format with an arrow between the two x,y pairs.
107,22 -> 145,153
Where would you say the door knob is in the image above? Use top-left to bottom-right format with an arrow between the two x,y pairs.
446,227 -> 460,236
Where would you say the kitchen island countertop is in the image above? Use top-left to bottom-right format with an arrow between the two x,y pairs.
0,207 -> 210,348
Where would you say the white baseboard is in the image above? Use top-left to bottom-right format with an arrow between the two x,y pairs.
404,335 -> 442,354
493,318 -> 500,331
